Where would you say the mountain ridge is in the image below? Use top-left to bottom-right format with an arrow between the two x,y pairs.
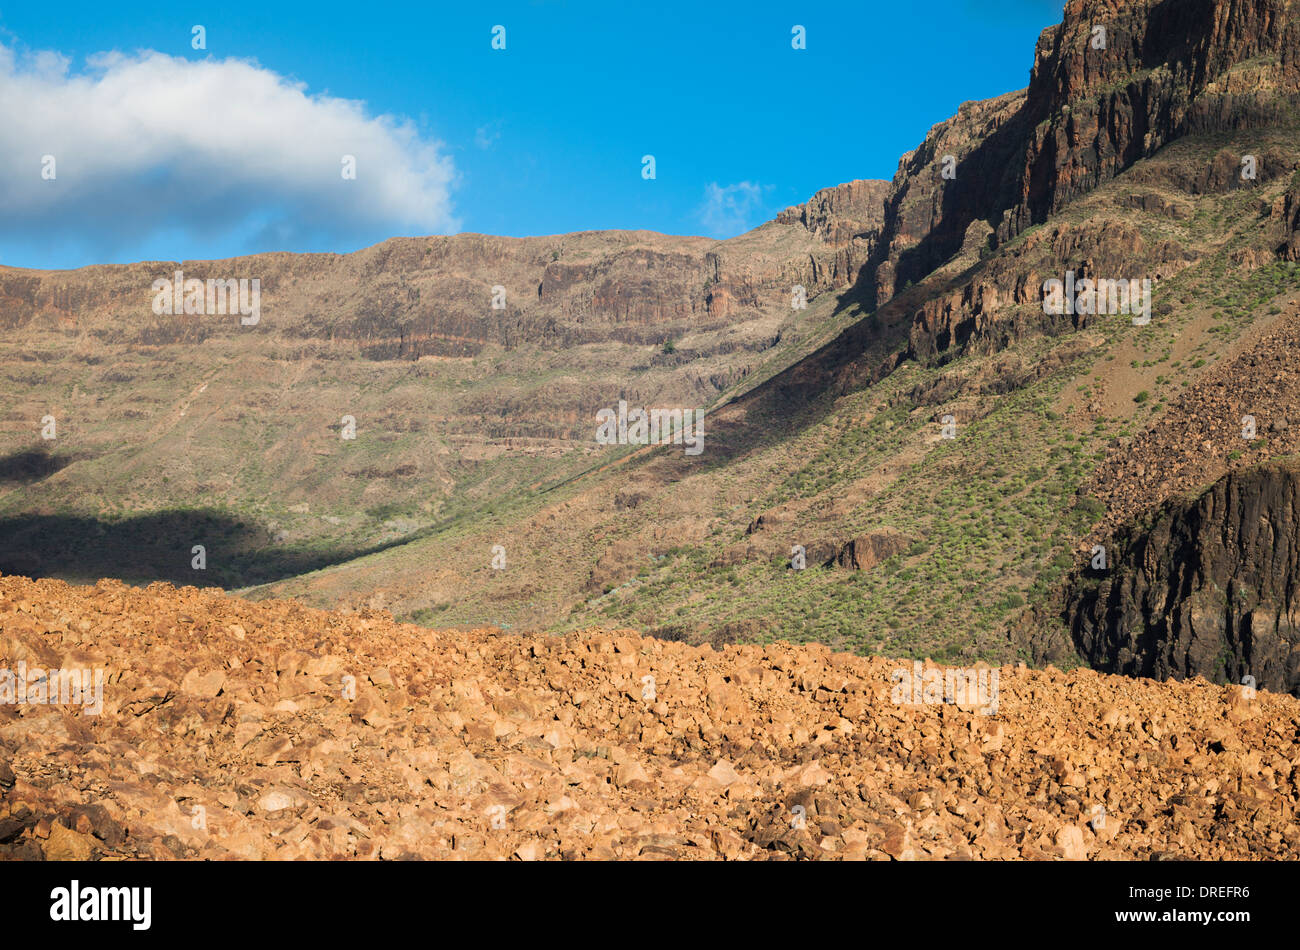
6,0 -> 1300,686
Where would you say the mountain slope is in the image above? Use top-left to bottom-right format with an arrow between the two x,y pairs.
0,184 -> 884,587
6,0 -> 1300,692
244,0 -> 1300,671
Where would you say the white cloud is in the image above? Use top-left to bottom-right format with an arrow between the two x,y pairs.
697,181 -> 767,238
474,122 -> 502,150
0,43 -> 459,260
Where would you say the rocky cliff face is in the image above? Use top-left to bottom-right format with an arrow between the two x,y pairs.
1280,177 -> 1300,260
0,180 -> 889,357
773,179 -> 890,290
1009,0 -> 1299,231
700,0 -> 1300,441
775,180 -> 889,241
853,0 -> 1300,332
1065,461 -> 1300,695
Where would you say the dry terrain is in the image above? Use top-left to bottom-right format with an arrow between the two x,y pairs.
5,0 -> 1300,862
2,572 -> 1296,860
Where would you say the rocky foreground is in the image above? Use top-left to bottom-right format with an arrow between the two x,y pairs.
0,573 -> 1297,860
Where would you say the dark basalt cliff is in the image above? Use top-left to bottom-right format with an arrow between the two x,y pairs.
1065,460 -> 1300,696
871,0 -> 1300,308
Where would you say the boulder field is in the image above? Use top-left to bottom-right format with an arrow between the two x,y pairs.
1,572 -> 1297,860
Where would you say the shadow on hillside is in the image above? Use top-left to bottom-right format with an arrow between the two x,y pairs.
0,448 -> 81,484
0,510 -> 387,589
663,93 -> 1050,478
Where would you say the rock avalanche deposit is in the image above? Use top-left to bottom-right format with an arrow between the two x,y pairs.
2,573 -> 1299,860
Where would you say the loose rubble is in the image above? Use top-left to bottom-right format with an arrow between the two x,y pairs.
1085,307 -> 1300,544
1,573 -> 1298,860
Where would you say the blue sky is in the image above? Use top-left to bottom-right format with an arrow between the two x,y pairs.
0,0 -> 1065,270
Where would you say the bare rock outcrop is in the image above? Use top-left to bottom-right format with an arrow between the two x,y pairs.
826,531 -> 909,571
1066,460 -> 1300,695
